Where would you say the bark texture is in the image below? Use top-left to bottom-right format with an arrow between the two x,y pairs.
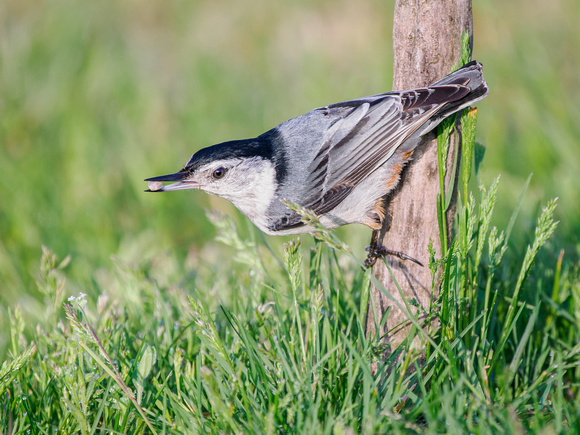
366,0 -> 473,355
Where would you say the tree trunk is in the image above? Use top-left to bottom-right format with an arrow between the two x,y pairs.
365,0 -> 473,356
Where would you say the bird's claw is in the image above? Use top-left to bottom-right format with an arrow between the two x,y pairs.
364,245 -> 424,269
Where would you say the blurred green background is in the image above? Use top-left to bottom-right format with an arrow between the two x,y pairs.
1,0 -> 579,342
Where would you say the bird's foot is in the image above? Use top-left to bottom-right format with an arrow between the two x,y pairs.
364,245 -> 424,269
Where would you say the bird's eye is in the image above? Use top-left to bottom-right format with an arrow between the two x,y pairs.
212,167 -> 227,179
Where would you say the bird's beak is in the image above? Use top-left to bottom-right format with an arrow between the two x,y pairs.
144,171 -> 200,192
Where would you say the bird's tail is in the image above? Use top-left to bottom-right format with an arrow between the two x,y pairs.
394,60 -> 488,155
427,60 -> 489,128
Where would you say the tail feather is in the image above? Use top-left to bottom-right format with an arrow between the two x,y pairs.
396,60 -> 488,151
430,61 -> 488,122
411,61 -> 488,138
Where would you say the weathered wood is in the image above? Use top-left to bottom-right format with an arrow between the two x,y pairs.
366,0 -> 472,356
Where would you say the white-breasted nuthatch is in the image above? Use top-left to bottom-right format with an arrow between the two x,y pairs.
146,61 -> 488,264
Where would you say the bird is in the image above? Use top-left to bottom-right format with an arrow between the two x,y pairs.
145,61 -> 488,266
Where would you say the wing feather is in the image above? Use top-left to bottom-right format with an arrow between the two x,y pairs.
300,84 -> 469,215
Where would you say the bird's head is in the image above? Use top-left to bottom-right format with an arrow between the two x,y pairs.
145,138 -> 281,226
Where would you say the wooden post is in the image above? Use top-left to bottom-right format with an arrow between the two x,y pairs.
366,0 -> 473,355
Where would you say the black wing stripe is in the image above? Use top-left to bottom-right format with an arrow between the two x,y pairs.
269,214 -> 305,232
303,184 -> 354,215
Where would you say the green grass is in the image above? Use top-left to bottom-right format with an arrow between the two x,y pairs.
1,0 -> 580,432
2,187 -> 579,433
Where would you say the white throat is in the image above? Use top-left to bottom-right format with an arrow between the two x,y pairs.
207,157 -> 277,233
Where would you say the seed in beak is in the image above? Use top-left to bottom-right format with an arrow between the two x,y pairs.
148,181 -> 164,191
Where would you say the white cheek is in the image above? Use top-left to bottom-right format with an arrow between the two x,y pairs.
233,163 -> 277,227
202,158 -> 277,233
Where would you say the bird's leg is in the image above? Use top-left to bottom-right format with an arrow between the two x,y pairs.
364,230 -> 424,268
364,230 -> 385,268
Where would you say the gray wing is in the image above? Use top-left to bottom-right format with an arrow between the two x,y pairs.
299,84 -> 470,214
